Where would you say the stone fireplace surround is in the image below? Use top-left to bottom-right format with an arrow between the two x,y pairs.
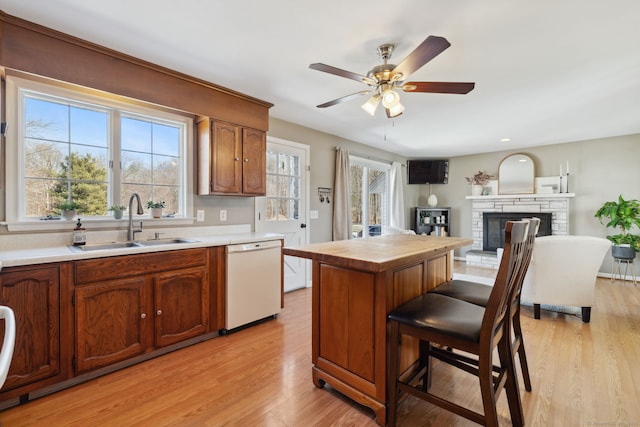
466,193 -> 575,268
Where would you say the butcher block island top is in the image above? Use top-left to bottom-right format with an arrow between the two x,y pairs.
284,234 -> 471,272
284,234 -> 472,426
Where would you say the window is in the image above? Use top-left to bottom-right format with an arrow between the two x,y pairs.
350,156 -> 391,238
265,148 -> 301,221
6,75 -> 192,227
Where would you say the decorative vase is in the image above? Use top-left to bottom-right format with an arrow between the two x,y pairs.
427,194 -> 438,207
113,210 -> 124,220
62,210 -> 76,220
472,185 -> 483,196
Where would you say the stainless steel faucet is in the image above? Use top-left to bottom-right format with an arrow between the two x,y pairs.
127,193 -> 144,241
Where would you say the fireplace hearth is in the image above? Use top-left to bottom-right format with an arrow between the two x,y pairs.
482,212 -> 552,252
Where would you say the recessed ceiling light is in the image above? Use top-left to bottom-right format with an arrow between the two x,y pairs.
500,138 -> 511,142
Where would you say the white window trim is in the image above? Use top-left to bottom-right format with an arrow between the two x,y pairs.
3,74 -> 194,232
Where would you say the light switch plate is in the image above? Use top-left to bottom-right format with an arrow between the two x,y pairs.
196,210 -> 205,222
310,210 -> 319,219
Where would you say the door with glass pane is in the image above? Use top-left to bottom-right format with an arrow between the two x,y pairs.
255,138 -> 309,291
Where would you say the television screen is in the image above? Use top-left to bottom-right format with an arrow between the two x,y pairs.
407,159 -> 449,184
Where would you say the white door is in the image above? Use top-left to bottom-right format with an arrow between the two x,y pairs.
255,137 -> 310,292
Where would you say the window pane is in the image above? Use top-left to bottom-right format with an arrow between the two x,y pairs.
23,95 -> 109,217
152,123 -> 179,156
153,154 -> 179,186
121,117 -> 152,152
70,106 -> 108,147
122,151 -> 152,184
265,198 -> 277,221
25,97 -> 68,141
266,151 -> 277,174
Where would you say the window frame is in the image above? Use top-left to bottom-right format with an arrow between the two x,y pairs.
4,74 -> 195,231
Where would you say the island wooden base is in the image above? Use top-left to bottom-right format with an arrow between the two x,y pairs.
284,235 -> 472,426
313,366 -> 386,424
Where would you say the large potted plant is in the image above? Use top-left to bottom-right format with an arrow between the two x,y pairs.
594,194 -> 640,260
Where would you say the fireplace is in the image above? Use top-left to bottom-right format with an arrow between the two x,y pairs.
482,212 -> 552,252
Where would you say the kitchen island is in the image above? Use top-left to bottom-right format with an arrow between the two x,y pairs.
283,234 -> 472,426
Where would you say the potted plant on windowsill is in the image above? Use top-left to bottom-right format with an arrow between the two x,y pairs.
594,194 -> 640,260
108,205 -> 126,220
55,201 -> 82,220
146,200 -> 166,218
465,171 -> 494,196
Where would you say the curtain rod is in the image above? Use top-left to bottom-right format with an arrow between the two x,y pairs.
335,147 -> 406,166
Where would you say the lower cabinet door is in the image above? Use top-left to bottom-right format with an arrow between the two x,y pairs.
0,265 -> 63,392
154,266 -> 209,348
75,276 -> 151,373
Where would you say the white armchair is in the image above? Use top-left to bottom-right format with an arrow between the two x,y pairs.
521,235 -> 610,323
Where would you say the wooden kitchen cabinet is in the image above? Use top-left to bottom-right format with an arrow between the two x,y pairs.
197,118 -> 266,196
73,248 -> 211,373
75,276 -> 150,373
0,263 -> 72,398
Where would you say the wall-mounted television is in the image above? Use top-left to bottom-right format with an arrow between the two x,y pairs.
407,159 -> 449,184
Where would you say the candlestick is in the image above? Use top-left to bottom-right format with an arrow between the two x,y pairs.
560,163 -> 563,176
566,160 -> 570,175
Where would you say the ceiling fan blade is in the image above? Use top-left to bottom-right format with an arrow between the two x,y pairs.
391,36 -> 451,79
310,63 -> 376,86
402,81 -> 475,94
316,91 -> 370,108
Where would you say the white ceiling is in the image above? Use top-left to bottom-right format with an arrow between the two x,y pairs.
2,0 -> 639,157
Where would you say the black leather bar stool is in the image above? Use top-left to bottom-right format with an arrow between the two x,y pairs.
430,217 -> 539,392
387,220 -> 529,427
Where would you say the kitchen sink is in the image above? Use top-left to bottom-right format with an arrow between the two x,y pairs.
138,238 -> 199,246
68,238 -> 198,252
69,241 -> 143,252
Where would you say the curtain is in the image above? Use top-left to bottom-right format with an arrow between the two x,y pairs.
389,161 -> 406,230
332,147 -> 352,240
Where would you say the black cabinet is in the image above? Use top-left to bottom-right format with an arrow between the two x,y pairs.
413,207 -> 451,236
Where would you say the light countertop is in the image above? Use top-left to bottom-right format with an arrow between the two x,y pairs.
0,225 -> 283,270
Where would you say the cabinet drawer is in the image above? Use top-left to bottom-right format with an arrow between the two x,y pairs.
74,248 -> 208,285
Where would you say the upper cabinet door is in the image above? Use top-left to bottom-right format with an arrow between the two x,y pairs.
242,127 -> 266,195
211,121 -> 242,194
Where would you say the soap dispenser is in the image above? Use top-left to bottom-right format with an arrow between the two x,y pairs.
73,218 -> 86,246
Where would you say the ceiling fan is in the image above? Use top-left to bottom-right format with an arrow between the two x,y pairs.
309,36 -> 475,118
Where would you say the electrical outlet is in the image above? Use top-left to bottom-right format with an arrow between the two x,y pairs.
196,210 -> 205,222
220,210 -> 227,221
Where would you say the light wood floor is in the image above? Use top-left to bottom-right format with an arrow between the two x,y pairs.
2,262 -> 639,426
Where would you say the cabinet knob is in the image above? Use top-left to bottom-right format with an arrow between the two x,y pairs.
244,158 -> 249,162
234,157 -> 240,161
140,313 -> 147,319
156,309 -> 162,316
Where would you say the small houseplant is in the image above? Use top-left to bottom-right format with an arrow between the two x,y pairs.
465,171 -> 494,195
594,194 -> 640,259
55,201 -> 82,220
108,205 -> 126,219
146,200 -> 165,218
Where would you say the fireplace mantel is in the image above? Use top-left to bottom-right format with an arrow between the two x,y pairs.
466,193 -> 575,200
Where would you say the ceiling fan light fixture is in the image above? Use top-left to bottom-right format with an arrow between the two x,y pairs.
381,87 -> 400,108
361,94 -> 380,116
386,102 -> 405,118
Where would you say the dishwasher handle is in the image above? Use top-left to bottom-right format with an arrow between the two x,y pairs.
226,240 -> 282,253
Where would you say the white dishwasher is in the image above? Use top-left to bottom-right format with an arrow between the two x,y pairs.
224,240 -> 282,332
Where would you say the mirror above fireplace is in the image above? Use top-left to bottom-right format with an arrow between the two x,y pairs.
498,153 -> 535,194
